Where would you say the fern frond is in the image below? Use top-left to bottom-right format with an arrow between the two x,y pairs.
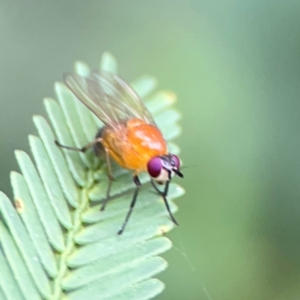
0,53 -> 184,300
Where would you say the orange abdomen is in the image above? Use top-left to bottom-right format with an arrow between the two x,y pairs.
102,118 -> 167,172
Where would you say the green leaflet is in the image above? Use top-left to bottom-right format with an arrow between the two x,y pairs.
0,244 -> 24,300
33,113 -> 79,207
0,193 -> 51,299
10,172 -> 58,277
14,150 -> 65,252
62,237 -> 172,290
131,75 -> 157,98
65,257 -> 167,300
0,53 -> 184,300
100,52 -> 118,73
104,278 -> 165,300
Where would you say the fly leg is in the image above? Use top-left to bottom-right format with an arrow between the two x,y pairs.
55,127 -> 105,154
117,175 -> 141,235
55,137 -> 116,211
151,178 -> 179,226
99,148 -> 115,211
151,179 -> 164,195
55,139 -> 101,152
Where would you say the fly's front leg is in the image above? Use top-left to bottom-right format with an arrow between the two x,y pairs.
100,148 -> 115,211
151,179 -> 164,195
151,177 -> 178,226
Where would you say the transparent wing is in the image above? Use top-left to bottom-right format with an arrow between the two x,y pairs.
63,70 -> 156,130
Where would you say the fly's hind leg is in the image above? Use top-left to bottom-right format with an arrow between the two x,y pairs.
92,127 -> 105,156
55,127 -> 105,154
55,130 -> 115,211
55,139 -> 100,153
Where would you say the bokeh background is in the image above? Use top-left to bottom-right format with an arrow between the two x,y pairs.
1,1 -> 300,299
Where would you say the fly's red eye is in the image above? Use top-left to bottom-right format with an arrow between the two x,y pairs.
172,155 -> 180,169
147,157 -> 162,178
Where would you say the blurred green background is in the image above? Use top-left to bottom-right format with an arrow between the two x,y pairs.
1,1 -> 300,299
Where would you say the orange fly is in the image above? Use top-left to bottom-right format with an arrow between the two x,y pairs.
55,71 -> 183,234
